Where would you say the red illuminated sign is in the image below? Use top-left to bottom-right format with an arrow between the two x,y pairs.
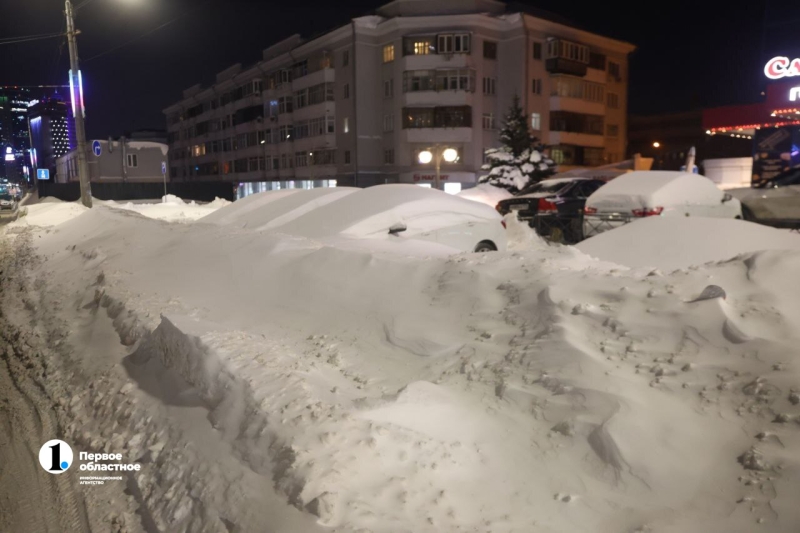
413,174 -> 449,182
764,56 -> 800,80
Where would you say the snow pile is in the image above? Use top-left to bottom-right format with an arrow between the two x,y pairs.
586,170 -> 726,211
5,198 -> 800,533
457,183 -> 512,207
577,217 -> 800,270
6,199 -> 88,228
103,195 -> 229,222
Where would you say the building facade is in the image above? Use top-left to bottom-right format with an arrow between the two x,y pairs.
28,97 -> 76,182
163,0 -> 634,196
0,87 -> 35,183
57,139 -> 168,184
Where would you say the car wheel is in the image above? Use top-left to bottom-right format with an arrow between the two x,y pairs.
741,205 -> 757,222
474,240 -> 497,253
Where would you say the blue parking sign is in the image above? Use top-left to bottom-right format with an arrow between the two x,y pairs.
37,168 -> 50,181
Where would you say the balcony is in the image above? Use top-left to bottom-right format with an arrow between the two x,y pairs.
549,96 -> 605,116
292,68 -> 335,91
547,132 -> 604,148
404,91 -> 473,107
545,58 -> 587,77
405,128 -> 472,144
402,53 -> 470,71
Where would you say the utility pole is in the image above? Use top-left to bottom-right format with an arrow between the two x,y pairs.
434,145 -> 441,191
65,0 -> 92,207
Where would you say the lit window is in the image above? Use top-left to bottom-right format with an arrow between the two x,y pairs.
383,44 -> 395,63
414,41 -> 430,55
531,112 -> 541,130
343,117 -> 349,133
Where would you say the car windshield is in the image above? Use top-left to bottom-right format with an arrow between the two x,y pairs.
0,193 -> 13,201
523,180 -> 572,195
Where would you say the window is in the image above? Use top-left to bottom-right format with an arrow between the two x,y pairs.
438,33 -> 470,54
278,97 -> 293,114
608,61 -> 621,80
384,149 -> 394,164
607,92 -> 620,109
248,157 -> 260,172
403,36 -> 435,56
402,106 -> 472,128
343,84 -> 350,99
546,39 -> 589,63
483,40 -> 497,59
551,76 -> 605,103
531,112 -> 541,130
342,50 -> 350,67
550,111 -> 604,135
343,117 -> 349,133
344,150 -> 351,164
532,78 -> 542,95
295,152 -> 308,167
126,154 -> 138,168
279,125 -> 294,141
606,124 -> 619,137
434,69 -> 476,92
589,52 -> 606,70
272,157 -> 279,170
383,114 -> 394,132
482,113 -> 495,130
483,77 -> 496,95
384,79 -> 394,98
533,42 -> 542,60
308,82 -> 335,105
383,44 -> 395,63
403,70 -> 436,92
294,88 -> 308,109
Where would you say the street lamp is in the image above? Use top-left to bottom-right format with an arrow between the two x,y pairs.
65,0 -> 92,208
652,141 -> 661,148
417,145 -> 457,190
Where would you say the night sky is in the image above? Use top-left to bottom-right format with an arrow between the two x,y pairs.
1,0 -> 797,139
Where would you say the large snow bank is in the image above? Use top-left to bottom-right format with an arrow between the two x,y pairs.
577,216 -> 800,270
456,183 -> 512,207
9,195 -> 800,533
6,199 -> 88,228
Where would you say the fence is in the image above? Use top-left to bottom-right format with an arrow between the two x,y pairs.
531,213 -> 585,244
37,181 -> 235,203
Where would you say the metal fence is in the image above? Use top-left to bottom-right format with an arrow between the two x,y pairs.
530,213 -> 585,244
38,181 -> 235,203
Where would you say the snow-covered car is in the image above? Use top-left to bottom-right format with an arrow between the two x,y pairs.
203,184 -> 507,253
727,167 -> 800,228
0,191 -> 18,215
583,171 -> 742,238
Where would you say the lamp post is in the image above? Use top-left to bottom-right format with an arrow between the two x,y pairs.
417,145 -> 458,190
65,0 -> 92,207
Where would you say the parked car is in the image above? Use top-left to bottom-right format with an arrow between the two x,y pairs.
204,184 -> 507,253
496,178 -> 607,243
583,171 -> 742,238
0,191 -> 18,216
727,167 -> 800,228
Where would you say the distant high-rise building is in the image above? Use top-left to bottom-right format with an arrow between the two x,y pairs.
0,86 -> 35,182
28,97 -> 76,182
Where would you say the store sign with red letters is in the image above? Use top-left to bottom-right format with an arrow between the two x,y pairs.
764,56 -> 800,80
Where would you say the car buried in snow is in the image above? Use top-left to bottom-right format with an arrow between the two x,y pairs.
202,184 -> 507,253
495,177 -> 607,243
0,190 -> 19,217
726,166 -> 800,229
582,171 -> 742,238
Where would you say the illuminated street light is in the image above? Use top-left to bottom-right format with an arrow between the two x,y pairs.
442,148 -> 458,163
418,150 -> 433,164
652,141 -> 661,148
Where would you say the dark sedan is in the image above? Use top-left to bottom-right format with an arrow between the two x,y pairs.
496,178 -> 607,242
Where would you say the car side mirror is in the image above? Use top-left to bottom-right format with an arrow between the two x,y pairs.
722,193 -> 733,203
388,223 -> 407,235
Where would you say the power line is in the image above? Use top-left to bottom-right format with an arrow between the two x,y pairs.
75,0 -> 102,11
0,33 -> 65,46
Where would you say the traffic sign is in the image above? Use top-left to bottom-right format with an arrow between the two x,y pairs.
37,168 -> 50,181
92,140 -> 102,157
161,161 -> 167,175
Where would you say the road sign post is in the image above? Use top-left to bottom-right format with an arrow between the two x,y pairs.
161,161 -> 167,201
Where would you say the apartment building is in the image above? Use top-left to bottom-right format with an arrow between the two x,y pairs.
163,0 -> 634,196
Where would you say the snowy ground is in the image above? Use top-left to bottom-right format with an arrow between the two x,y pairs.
1,198 -> 799,533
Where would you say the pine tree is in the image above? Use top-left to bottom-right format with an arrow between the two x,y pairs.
479,96 -> 557,194
499,95 -> 533,157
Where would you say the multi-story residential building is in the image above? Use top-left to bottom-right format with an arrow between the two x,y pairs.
163,0 -> 634,196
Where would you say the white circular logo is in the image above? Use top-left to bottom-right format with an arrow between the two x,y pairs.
38,439 -> 74,474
